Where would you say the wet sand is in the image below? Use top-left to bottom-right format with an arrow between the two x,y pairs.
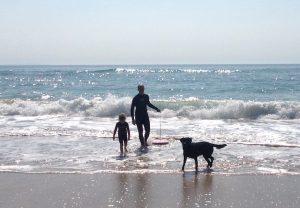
0,173 -> 299,208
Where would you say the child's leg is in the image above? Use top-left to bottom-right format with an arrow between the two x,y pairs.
124,140 -> 128,153
119,138 -> 124,155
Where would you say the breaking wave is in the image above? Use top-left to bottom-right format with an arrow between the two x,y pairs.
1,96 -> 299,120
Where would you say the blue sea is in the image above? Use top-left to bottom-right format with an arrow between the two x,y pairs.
0,64 -> 299,174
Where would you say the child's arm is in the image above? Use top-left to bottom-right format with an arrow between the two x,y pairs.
113,124 -> 117,140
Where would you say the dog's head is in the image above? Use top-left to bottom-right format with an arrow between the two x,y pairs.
180,137 -> 192,146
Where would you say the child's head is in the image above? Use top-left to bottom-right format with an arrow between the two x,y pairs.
118,113 -> 126,122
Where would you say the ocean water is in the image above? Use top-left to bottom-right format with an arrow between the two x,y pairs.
0,64 -> 299,174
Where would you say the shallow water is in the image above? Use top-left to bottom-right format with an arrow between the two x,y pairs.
0,117 -> 299,174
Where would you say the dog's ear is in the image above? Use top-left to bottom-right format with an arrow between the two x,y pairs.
180,137 -> 192,144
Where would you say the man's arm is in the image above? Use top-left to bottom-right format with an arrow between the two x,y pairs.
131,97 -> 136,124
146,95 -> 160,112
126,123 -> 130,140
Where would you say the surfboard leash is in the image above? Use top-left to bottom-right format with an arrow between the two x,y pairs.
160,112 -> 162,139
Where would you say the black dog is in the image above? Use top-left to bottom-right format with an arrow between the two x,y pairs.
180,137 -> 227,171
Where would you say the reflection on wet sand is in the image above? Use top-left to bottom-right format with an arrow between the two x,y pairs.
109,172 -> 214,207
182,171 -> 213,207
109,173 -> 150,208
135,174 -> 149,208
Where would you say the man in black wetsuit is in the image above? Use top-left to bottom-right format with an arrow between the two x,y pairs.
131,84 -> 160,147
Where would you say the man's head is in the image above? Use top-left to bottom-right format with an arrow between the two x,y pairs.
138,84 -> 144,94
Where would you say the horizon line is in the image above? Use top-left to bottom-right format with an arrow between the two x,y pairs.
0,63 -> 300,66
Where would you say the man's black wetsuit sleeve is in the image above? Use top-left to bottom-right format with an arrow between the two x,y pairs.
131,97 -> 135,120
146,95 -> 160,111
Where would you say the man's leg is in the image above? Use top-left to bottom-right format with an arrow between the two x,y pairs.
136,121 -> 145,146
120,143 -> 123,155
144,118 -> 150,144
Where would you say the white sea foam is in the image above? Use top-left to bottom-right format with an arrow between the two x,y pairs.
113,67 -> 239,74
214,69 -> 240,74
115,68 -> 156,73
180,69 -> 210,73
0,96 -> 299,120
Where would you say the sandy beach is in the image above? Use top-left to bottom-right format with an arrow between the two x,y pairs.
0,173 -> 299,208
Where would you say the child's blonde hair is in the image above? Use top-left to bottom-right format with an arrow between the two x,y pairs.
119,113 -> 126,121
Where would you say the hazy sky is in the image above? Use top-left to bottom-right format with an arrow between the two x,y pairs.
0,0 -> 299,64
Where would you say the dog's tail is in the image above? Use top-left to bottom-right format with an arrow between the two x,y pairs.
213,144 -> 227,149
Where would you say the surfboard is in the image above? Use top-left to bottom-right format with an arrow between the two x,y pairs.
152,138 -> 169,145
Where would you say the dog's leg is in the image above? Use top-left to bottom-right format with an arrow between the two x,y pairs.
194,157 -> 198,172
182,156 -> 187,171
210,156 -> 214,167
204,156 -> 211,169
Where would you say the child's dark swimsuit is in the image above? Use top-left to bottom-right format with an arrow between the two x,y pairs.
115,121 -> 129,144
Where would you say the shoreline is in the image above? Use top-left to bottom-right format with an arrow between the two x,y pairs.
1,172 -> 299,208
1,169 -> 300,175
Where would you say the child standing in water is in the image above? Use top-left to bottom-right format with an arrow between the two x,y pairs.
113,114 -> 130,156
